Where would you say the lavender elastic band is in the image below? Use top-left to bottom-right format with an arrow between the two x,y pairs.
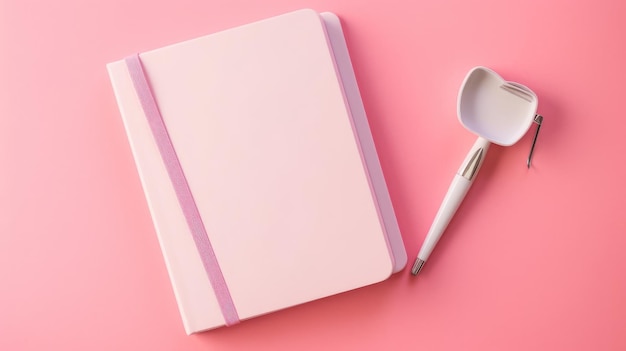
125,54 -> 240,326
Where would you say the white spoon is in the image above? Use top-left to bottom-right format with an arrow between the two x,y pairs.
411,66 -> 538,275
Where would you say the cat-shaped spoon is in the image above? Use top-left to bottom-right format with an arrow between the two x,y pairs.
411,66 -> 538,276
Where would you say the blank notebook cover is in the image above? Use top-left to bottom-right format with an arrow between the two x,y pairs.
107,9 -> 407,334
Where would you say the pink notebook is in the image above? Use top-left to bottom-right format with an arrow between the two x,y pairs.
107,9 -> 406,334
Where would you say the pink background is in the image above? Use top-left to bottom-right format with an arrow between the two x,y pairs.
1,0 -> 625,350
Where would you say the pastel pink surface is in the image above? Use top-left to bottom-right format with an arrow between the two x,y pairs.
1,0 -> 625,350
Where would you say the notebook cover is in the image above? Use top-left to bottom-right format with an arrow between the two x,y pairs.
107,9 -> 406,334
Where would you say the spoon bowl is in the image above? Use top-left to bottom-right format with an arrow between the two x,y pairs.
458,66 -> 537,145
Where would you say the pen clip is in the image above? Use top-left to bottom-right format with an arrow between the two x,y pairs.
527,114 -> 543,168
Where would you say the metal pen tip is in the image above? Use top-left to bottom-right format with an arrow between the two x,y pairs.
411,258 -> 426,276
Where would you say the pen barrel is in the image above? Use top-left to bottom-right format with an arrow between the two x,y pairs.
417,137 -> 490,261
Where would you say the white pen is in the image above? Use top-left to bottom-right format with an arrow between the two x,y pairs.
411,138 -> 487,275
411,67 -> 539,276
